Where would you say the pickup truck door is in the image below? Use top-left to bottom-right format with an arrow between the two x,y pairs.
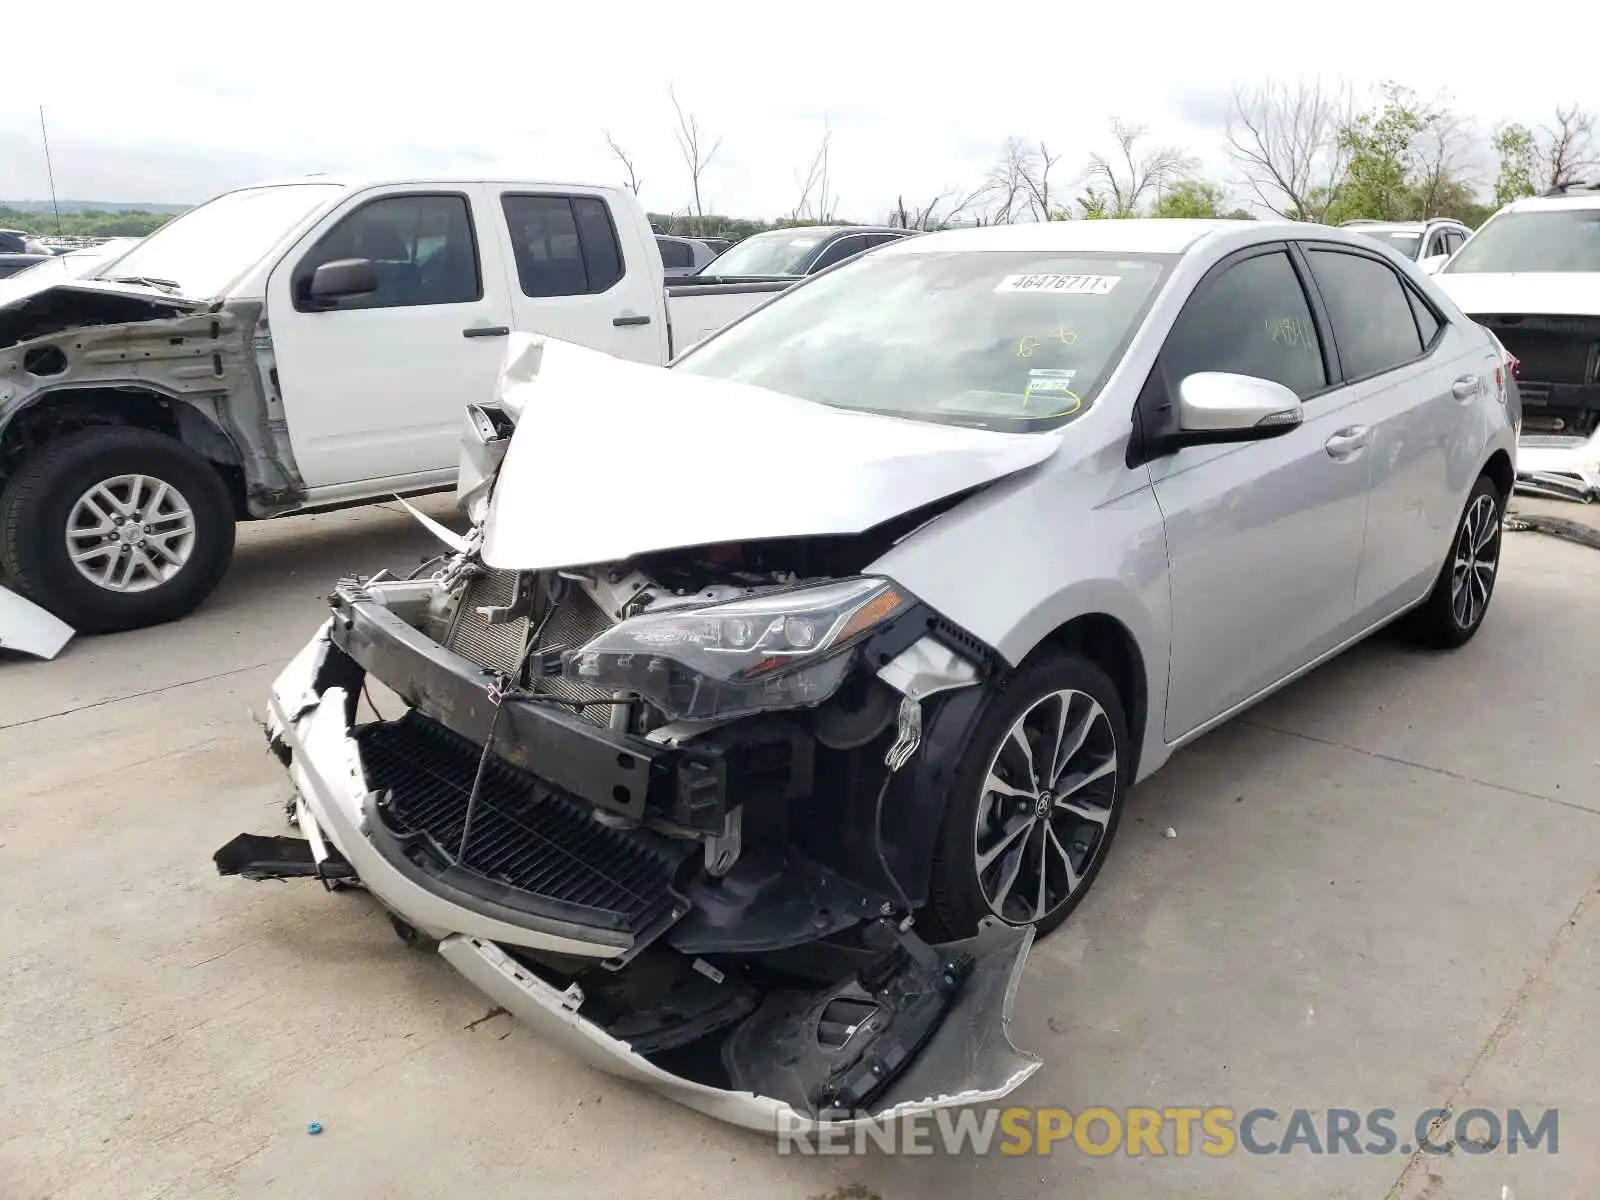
266,183 -> 514,488
486,187 -> 669,365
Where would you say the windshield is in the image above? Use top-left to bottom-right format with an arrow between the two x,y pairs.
1443,208 -> 1600,273
1352,229 -> 1423,259
674,249 -> 1171,431
94,183 -> 342,296
702,229 -> 828,276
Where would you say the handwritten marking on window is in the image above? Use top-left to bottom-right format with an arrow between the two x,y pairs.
1266,318 -> 1316,349
1053,328 -> 1079,345
1017,336 -> 1041,359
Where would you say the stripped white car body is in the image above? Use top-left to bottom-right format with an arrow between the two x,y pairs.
0,583 -> 74,659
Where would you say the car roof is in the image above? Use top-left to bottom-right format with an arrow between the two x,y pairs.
877,218 -> 1264,256
1505,188 -> 1600,212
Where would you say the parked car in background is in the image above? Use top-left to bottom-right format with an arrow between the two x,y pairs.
697,235 -> 733,255
0,174 -> 791,635
687,224 -> 919,280
0,253 -> 53,279
1340,219 -> 1471,270
1431,183 -> 1600,499
218,217 -> 1515,1134
0,229 -> 51,256
7,237 -> 143,281
655,233 -> 719,278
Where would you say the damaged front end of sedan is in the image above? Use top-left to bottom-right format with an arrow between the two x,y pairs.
215,337 -> 1049,1131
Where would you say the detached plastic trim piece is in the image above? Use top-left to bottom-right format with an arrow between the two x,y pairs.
0,584 -> 73,660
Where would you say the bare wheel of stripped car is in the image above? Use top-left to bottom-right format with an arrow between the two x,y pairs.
0,427 -> 236,634
925,651 -> 1130,940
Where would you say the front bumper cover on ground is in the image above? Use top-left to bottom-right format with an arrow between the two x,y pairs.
238,615 -> 1043,1131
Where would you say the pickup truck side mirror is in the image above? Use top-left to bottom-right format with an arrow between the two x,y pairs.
1417,254 -> 1448,275
306,258 -> 378,306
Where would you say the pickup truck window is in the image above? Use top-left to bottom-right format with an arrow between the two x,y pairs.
674,249 -> 1171,432
502,194 -> 626,297
293,192 -> 482,311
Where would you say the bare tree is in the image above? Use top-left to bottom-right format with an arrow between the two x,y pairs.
1082,118 -> 1199,217
1538,104 -> 1599,190
985,138 -> 1065,223
1410,99 -> 1481,216
602,129 -> 642,196
667,83 -> 723,218
792,117 -> 836,222
1225,77 -> 1355,219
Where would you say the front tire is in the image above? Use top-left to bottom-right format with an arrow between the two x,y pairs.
924,652 -> 1131,941
0,427 -> 237,634
1400,473 -> 1504,650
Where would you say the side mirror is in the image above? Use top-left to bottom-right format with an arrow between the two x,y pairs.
306,258 -> 377,305
1418,254 -> 1448,275
1172,372 -> 1303,446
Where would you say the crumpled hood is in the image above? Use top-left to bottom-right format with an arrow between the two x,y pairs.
1433,271 -> 1600,318
480,335 -> 1063,570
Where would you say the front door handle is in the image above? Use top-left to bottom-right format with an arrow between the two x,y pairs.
613,313 -> 651,327
1324,425 -> 1371,460
462,326 -> 510,338
1451,374 -> 1482,400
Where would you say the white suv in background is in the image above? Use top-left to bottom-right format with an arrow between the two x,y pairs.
1430,185 -> 1600,500
1340,219 -> 1472,271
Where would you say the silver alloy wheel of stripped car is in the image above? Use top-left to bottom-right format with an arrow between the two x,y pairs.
63,473 -> 197,593
974,688 -> 1119,924
1450,492 -> 1501,631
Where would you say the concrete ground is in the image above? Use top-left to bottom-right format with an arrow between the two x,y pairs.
2,495 -> 1597,1200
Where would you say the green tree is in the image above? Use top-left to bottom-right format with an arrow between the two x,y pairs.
1490,122 -> 1537,206
1152,181 -> 1229,218
1327,81 -> 1434,223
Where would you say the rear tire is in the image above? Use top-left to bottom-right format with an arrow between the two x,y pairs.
0,427 -> 236,634
1399,473 -> 1504,650
923,651 -> 1131,942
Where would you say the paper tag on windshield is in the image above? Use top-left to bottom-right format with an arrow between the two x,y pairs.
995,273 -> 1121,296
1025,368 -> 1077,393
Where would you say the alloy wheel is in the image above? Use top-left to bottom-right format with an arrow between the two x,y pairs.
64,473 -> 197,593
1449,492 -> 1500,631
973,688 -> 1119,925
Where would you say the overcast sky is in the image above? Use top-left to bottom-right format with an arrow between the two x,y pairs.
2,1 -> 1590,220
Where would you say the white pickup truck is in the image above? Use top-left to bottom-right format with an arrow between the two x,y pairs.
0,173 -> 789,637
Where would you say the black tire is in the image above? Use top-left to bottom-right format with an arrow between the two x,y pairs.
0,426 -> 237,634
1399,472 -> 1504,650
923,651 -> 1131,942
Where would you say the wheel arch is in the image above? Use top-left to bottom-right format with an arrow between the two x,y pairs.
1482,447 -> 1514,503
0,386 -> 248,518
1024,612 -> 1149,781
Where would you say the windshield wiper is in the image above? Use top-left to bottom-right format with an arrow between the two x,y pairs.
106,275 -> 182,294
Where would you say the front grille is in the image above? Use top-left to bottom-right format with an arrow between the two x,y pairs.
360,713 -> 683,935
442,569 -> 616,725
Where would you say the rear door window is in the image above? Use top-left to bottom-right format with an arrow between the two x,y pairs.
1305,247 -> 1426,380
501,194 -> 626,297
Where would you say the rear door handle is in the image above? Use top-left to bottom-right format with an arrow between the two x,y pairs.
1451,374 -> 1482,400
613,313 -> 651,327
462,326 -> 510,338
1324,425 -> 1371,460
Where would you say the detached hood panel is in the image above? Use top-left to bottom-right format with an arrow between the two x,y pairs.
480,335 -> 1063,570
1434,272 -> 1600,318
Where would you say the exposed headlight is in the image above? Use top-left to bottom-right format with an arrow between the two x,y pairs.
563,577 -> 914,721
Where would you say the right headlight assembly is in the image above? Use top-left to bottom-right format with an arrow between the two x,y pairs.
562,576 -> 914,721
